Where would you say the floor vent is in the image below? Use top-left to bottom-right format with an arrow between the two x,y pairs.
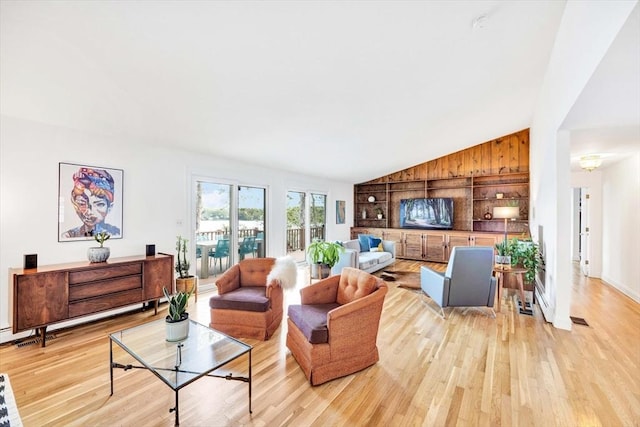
570,316 -> 589,327
15,334 -> 57,348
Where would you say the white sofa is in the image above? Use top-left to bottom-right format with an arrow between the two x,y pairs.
331,237 -> 396,275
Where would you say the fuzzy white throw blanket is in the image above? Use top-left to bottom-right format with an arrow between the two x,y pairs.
267,256 -> 298,290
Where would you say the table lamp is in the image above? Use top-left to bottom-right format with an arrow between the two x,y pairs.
492,206 -> 519,243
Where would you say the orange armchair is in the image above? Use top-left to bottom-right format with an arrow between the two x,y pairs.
209,258 -> 283,340
286,267 -> 388,385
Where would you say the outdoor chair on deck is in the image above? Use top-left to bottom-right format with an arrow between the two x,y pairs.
211,239 -> 230,274
239,236 -> 255,260
420,246 -> 496,318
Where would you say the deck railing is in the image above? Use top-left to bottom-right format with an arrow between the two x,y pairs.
196,229 -> 260,241
286,226 -> 325,252
196,225 -> 325,253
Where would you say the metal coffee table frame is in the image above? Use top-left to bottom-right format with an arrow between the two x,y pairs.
109,319 -> 252,426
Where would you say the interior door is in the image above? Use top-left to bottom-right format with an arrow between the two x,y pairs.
579,188 -> 590,276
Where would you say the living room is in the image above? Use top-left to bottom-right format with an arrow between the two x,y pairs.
1,1 -> 639,426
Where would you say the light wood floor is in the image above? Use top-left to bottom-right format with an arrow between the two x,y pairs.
1,260 -> 639,427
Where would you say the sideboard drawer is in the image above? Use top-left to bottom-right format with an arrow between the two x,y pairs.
68,276 -> 142,301
68,289 -> 143,318
68,263 -> 142,284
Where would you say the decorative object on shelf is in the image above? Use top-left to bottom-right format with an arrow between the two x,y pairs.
368,196 -> 376,202
336,200 -> 346,224
579,154 -> 602,171
87,231 -> 110,263
483,211 -> 493,220
175,236 -> 197,299
496,192 -> 504,199
163,286 -> 191,342
376,207 -> 384,220
493,206 -> 520,243
362,208 -> 367,219
58,162 -> 123,242
307,239 -> 344,279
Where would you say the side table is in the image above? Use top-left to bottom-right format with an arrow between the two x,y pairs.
494,266 -> 533,315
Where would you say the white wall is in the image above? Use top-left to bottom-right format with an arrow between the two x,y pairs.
0,115 -> 354,342
601,153 -> 640,301
529,1 -> 636,330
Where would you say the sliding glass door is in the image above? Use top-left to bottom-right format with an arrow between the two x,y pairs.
310,193 -> 326,241
238,186 -> 266,259
195,181 -> 232,280
195,180 -> 267,284
286,191 -> 326,262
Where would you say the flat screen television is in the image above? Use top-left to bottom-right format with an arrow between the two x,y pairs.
399,198 -> 454,230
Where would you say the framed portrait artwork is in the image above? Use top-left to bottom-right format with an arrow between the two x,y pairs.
58,162 -> 124,242
336,200 -> 346,224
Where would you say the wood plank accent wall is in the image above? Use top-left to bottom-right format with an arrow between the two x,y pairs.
364,129 -> 529,184
354,129 -> 530,234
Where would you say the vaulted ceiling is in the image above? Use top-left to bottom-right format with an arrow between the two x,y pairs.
1,1 -> 637,182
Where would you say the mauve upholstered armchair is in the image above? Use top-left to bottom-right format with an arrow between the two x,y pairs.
286,267 -> 388,385
209,257 -> 283,340
420,246 -> 497,318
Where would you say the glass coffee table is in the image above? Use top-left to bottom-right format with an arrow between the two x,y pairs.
109,319 -> 252,426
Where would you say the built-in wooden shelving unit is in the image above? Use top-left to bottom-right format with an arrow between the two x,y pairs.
354,128 -> 530,237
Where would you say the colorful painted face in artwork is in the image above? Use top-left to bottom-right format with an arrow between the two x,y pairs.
61,167 -> 121,238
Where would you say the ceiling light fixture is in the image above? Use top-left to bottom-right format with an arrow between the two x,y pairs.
472,14 -> 489,30
579,155 -> 603,172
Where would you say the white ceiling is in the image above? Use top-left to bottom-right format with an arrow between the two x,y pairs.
563,2 -> 640,171
1,1 -> 637,182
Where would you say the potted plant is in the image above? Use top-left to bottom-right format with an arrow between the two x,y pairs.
175,236 -> 197,298
87,231 -> 110,263
163,286 -> 192,342
494,240 -> 511,266
307,239 -> 344,279
508,238 -> 540,284
376,208 -> 384,220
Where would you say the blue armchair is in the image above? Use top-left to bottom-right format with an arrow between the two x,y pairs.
420,246 -> 497,318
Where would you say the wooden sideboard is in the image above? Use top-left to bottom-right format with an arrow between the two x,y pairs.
10,254 -> 173,346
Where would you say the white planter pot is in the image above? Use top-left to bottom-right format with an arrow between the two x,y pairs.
87,247 -> 110,263
310,263 -> 331,280
495,255 -> 511,266
166,316 -> 189,342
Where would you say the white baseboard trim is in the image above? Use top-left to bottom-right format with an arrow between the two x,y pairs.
601,275 -> 640,303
